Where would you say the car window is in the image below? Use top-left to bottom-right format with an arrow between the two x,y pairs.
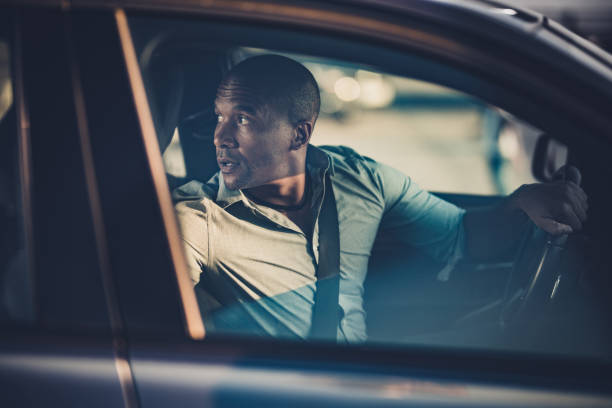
0,17 -> 34,325
127,14 -> 611,360
161,50 -> 539,196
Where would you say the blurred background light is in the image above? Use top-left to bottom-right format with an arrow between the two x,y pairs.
498,127 -> 520,160
318,68 -> 344,93
334,76 -> 361,102
320,91 -> 344,114
356,70 -> 395,108
163,128 -> 187,177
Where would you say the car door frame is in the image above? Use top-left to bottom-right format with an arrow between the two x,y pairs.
0,5 -> 136,408
29,0 -> 612,406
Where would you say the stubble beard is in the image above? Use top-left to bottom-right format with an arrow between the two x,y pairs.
222,152 -> 291,191
222,168 -> 251,191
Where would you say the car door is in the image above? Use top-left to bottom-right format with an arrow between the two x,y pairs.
91,1 -> 611,406
7,1 -> 611,407
0,6 -> 130,407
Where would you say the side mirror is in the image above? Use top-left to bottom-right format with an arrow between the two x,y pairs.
532,134 -> 568,182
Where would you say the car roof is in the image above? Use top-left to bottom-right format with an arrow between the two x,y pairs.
5,0 -> 612,101
8,0 -> 612,70
336,0 -> 612,68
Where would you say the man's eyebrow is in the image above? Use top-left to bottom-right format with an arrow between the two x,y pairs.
236,105 -> 258,114
213,101 -> 258,113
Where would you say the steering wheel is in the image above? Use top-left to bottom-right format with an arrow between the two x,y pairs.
500,177 -> 586,331
499,223 -> 570,328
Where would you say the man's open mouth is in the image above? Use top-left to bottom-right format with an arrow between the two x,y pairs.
218,159 -> 240,173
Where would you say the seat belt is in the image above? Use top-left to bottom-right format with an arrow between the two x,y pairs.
308,174 -> 341,341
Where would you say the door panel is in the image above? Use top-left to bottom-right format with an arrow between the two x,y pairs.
0,334 -> 126,408
127,340 -> 612,408
0,7 -> 127,407
70,8 -> 187,338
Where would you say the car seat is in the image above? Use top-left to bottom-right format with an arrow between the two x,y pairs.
138,34 -> 233,188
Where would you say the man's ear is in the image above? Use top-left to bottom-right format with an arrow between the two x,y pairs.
290,121 -> 313,151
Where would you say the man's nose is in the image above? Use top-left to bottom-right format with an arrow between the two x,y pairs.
213,122 -> 238,149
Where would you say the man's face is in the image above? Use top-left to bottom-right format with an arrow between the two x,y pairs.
213,79 -> 294,190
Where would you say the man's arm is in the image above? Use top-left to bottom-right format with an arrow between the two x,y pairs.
463,166 -> 588,262
374,161 -> 467,264
175,200 -> 210,285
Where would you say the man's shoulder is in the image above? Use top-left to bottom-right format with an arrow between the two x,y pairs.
172,175 -> 220,202
318,145 -> 366,162
172,175 -> 221,217
316,145 -> 381,176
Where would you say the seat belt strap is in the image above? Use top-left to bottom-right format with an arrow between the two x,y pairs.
309,173 -> 341,341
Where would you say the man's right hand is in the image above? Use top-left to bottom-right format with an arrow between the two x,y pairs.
511,165 -> 588,236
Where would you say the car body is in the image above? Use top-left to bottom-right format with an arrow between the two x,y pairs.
508,0 -> 612,52
1,0 -> 611,407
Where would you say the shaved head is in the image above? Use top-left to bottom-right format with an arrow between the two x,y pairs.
218,54 -> 320,126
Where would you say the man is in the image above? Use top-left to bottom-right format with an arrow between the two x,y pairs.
174,55 -> 587,342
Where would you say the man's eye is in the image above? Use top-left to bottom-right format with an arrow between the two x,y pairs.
237,115 -> 250,125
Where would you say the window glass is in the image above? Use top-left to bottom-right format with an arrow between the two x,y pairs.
160,49 -> 538,196
129,15 -> 610,360
0,23 -> 34,325
305,59 -> 537,195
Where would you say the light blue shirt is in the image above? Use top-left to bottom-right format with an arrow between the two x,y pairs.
174,145 -> 465,342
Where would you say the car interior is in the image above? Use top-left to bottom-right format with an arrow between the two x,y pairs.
0,34 -> 32,324
130,15 -> 612,359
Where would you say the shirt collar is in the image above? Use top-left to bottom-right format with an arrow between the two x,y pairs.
216,175 -> 247,209
216,144 -> 333,209
307,144 -> 334,176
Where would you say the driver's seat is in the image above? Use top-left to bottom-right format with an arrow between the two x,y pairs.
139,35 -> 232,188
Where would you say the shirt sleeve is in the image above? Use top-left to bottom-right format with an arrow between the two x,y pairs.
175,199 -> 209,285
374,161 -> 465,264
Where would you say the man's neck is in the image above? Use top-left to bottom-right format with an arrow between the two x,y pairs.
244,173 -> 307,207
